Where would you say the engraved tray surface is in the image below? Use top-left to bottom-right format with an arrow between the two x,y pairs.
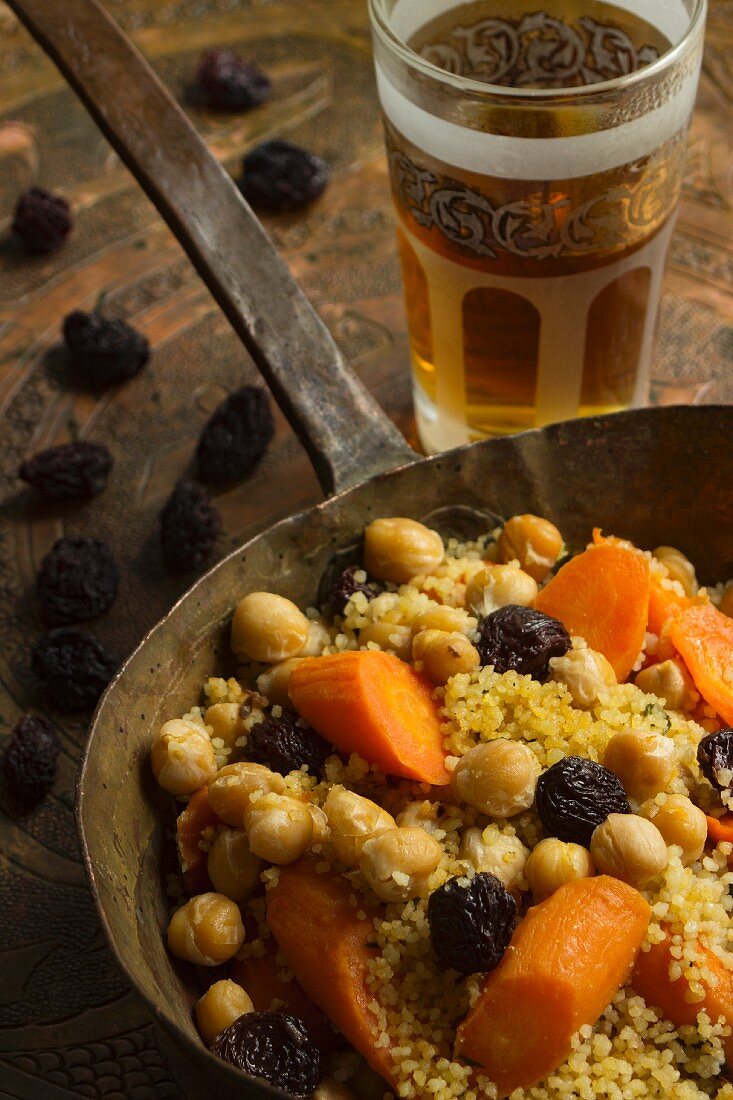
0,1 -> 731,1095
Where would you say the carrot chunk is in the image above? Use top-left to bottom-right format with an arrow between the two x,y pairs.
288,651 -> 450,785
668,604 -> 733,726
267,857 -> 396,1085
534,543 -> 650,681
632,929 -> 733,1069
176,785 -> 219,893
455,876 -> 650,1097
648,574 -> 696,636
706,813 -> 733,847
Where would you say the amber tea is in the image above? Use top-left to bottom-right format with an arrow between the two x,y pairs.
369,0 -> 705,450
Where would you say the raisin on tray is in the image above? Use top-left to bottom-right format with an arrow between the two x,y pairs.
160,480 -> 222,575
536,756 -> 631,847
37,536 -> 119,625
697,729 -> 733,793
428,873 -> 516,974
20,441 -> 113,501
241,140 -> 330,211
196,385 -> 274,483
330,565 -> 382,617
63,310 -> 149,386
246,710 -> 331,778
3,714 -> 60,805
212,1011 -> 321,1096
196,48 -> 271,110
12,187 -> 73,254
31,629 -> 118,711
476,604 -> 571,681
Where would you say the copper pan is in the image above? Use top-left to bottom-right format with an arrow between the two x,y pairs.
7,0 -> 733,1096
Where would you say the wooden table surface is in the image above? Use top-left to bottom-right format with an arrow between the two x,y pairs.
0,0 -> 731,1096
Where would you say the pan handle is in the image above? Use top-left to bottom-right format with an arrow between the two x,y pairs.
7,0 -> 419,496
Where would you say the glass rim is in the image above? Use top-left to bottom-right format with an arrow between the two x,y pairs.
367,0 -> 707,102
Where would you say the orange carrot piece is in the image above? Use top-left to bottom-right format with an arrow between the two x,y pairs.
668,604 -> 733,726
706,814 -> 733,847
455,876 -> 650,1097
289,651 -> 450,785
632,930 -> 733,1069
231,940 -> 340,1055
267,857 -> 396,1086
648,574 -> 696,636
176,785 -> 219,893
534,543 -> 651,681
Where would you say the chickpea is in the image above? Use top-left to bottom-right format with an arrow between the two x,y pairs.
590,813 -> 668,886
299,618 -> 332,658
459,827 -> 529,889
411,629 -> 480,685
151,719 -> 217,795
452,740 -> 540,818
324,786 -> 396,866
167,892 -> 244,965
244,792 -> 313,864
359,621 -> 412,661
364,518 -> 444,584
603,729 -> 677,802
525,838 -> 595,902
207,829 -> 262,902
635,659 -> 698,713
307,802 -> 330,848
412,607 -> 474,637
196,979 -> 254,1044
208,762 -> 285,826
314,1079 -> 358,1100
256,658 -> 306,708
231,592 -> 309,663
464,564 -> 538,617
204,703 -> 249,749
549,645 -> 617,709
360,826 -> 442,903
654,547 -> 698,597
498,514 -> 564,582
720,583 -> 733,619
395,800 -> 442,835
638,794 -> 707,866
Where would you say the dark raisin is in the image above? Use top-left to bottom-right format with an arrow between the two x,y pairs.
211,1011 -> 321,1096
160,480 -> 221,575
330,565 -> 382,617
196,386 -> 274,483
241,140 -> 330,211
247,710 -> 331,778
697,729 -> 733,794
476,604 -> 571,680
63,310 -> 149,386
12,187 -> 73,254
20,441 -> 113,501
3,714 -> 60,805
32,629 -> 118,711
37,536 -> 119,625
196,48 -> 271,110
428,873 -> 516,974
536,756 -> 631,846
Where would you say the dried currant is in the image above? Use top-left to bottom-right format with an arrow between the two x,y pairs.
160,480 -> 221,574
329,565 -> 382,617
12,187 -> 73,253
3,714 -> 60,805
476,604 -> 571,680
196,385 -> 275,483
211,1011 -> 321,1096
20,441 -> 113,501
37,536 -> 119,625
697,729 -> 733,793
31,629 -> 118,711
536,756 -> 631,847
63,310 -> 150,386
196,48 -> 271,110
246,709 -> 331,778
428,872 -> 516,974
241,140 -> 330,211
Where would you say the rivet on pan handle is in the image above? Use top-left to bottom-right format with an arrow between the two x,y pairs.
7,0 -> 419,495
